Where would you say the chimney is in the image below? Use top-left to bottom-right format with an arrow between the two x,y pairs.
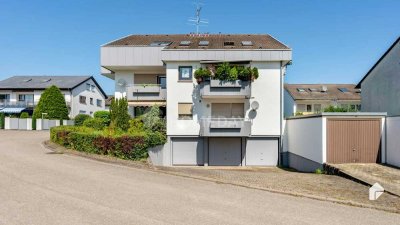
321,85 -> 328,92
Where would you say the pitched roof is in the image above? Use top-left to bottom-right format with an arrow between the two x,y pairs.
0,76 -> 107,98
103,34 -> 290,50
285,84 -> 361,101
356,37 -> 400,88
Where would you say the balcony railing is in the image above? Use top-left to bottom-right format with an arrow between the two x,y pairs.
200,80 -> 251,98
199,117 -> 251,137
127,84 -> 166,101
0,101 -> 35,108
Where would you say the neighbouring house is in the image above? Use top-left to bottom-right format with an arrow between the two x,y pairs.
356,37 -> 400,116
0,76 -> 107,118
105,95 -> 114,111
284,84 -> 361,117
101,34 -> 292,166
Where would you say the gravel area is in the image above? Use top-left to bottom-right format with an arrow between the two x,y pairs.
157,166 -> 400,213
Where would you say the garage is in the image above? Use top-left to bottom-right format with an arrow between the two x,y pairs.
209,138 -> 242,166
327,119 -> 381,163
172,138 -> 204,165
245,138 -> 278,166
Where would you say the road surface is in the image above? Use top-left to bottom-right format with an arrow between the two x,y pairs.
0,130 -> 398,225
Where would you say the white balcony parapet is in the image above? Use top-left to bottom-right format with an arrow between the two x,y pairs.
200,80 -> 251,98
199,117 -> 251,137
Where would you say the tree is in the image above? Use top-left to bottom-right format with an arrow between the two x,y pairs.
33,85 -> 69,120
110,97 -> 130,131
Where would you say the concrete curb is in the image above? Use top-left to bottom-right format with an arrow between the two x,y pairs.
43,141 -> 399,214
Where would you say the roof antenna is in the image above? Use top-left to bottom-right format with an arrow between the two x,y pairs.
188,1 -> 208,35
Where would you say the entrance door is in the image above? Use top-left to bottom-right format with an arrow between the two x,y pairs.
327,119 -> 381,163
209,138 -> 242,166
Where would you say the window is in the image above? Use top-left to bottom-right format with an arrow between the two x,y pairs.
338,88 -> 349,92
90,111 -> 93,115
86,83 -> 91,91
241,41 -> 253,46
178,66 -> 192,81
91,85 -> 95,92
97,99 -> 102,107
224,41 -> 235,47
90,98 -> 93,105
149,41 -> 172,46
306,104 -> 312,112
79,110 -> 86,114
158,76 -> 166,89
297,104 -> 306,112
199,41 -> 209,46
314,104 -> 322,112
211,103 -> 244,118
179,41 -> 191,46
18,95 -> 25,101
79,96 -> 86,104
178,103 -> 193,120
297,88 -> 306,92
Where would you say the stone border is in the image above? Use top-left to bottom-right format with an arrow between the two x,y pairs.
43,140 -> 399,214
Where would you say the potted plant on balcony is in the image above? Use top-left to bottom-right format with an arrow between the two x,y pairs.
194,67 -> 211,84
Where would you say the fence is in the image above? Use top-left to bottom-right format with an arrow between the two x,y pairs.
3,117 -> 74,130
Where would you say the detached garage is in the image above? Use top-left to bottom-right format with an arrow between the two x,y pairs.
283,113 -> 386,172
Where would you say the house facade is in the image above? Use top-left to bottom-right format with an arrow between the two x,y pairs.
101,34 -> 292,166
0,76 -> 107,118
356,37 -> 400,116
284,84 -> 361,117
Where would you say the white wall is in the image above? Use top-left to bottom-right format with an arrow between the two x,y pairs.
166,61 -> 282,136
71,78 -> 106,117
361,40 -> 400,116
284,89 -> 295,117
386,116 -> 400,167
114,71 -> 134,99
286,117 -> 324,164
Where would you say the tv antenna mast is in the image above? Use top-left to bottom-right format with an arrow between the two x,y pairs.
188,1 -> 208,34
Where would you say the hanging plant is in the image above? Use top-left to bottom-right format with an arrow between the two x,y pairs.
251,67 -> 259,81
194,67 -> 211,84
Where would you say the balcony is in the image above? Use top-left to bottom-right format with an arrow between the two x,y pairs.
200,80 -> 251,98
127,84 -> 166,102
0,101 -> 35,108
199,117 -> 251,137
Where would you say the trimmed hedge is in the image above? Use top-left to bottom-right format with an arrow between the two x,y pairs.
74,114 -> 91,126
0,113 -> 4,129
50,126 -> 154,160
83,118 -> 107,130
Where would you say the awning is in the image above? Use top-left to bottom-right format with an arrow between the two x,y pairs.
128,102 -> 166,107
0,107 -> 26,113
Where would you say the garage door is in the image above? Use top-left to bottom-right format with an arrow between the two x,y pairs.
172,138 -> 204,165
245,138 -> 278,166
327,119 -> 381,163
209,138 -> 242,166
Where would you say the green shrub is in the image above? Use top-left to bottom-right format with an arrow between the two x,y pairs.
33,85 -> 69,120
323,105 -> 348,112
145,131 -> 167,147
74,114 -> 91,126
315,168 -> 325,174
251,67 -> 259,80
69,132 -> 99,154
83,118 -> 107,130
110,98 -> 130,131
238,67 -> 251,81
94,111 -> 111,126
295,111 -> 304,116
0,113 -> 4,129
194,67 -> 211,80
20,112 -> 29,119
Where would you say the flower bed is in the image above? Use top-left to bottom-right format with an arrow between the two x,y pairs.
50,126 -> 165,160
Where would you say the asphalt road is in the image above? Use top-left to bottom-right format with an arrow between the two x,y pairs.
0,130 -> 399,225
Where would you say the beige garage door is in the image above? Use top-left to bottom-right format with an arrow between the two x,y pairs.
327,119 -> 381,164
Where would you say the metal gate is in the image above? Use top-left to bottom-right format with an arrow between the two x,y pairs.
327,119 -> 381,163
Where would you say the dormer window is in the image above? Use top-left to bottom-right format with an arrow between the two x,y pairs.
297,88 -> 306,92
241,41 -> 253,46
149,41 -> 172,46
199,41 -> 209,46
224,41 -> 235,47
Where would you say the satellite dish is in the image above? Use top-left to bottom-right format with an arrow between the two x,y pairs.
251,101 -> 259,110
117,78 -> 127,87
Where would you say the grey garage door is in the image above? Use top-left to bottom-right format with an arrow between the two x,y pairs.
245,138 -> 278,166
209,138 -> 242,166
172,138 -> 204,165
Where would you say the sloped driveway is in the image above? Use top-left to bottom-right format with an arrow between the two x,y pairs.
329,163 -> 400,196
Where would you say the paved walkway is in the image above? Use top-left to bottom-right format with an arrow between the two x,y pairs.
1,130 -> 399,225
330,163 -> 400,196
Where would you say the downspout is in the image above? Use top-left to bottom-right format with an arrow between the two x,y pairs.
279,61 -> 283,166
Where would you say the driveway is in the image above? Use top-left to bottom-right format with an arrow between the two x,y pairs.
0,130 -> 399,225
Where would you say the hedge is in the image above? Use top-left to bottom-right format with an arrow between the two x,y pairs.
50,126 -> 154,160
0,113 -> 4,129
74,114 -> 91,126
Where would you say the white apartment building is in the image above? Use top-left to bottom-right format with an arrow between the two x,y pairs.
0,76 -> 107,118
101,34 -> 292,166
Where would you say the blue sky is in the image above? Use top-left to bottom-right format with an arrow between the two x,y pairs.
0,0 -> 399,95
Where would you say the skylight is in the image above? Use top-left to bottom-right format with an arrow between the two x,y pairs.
149,41 -> 172,47
297,88 -> 306,92
338,88 -> 349,92
309,88 -> 319,92
23,78 -> 32,82
179,41 -> 191,46
224,41 -> 235,46
199,40 -> 209,46
41,79 -> 51,83
241,41 -> 253,46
